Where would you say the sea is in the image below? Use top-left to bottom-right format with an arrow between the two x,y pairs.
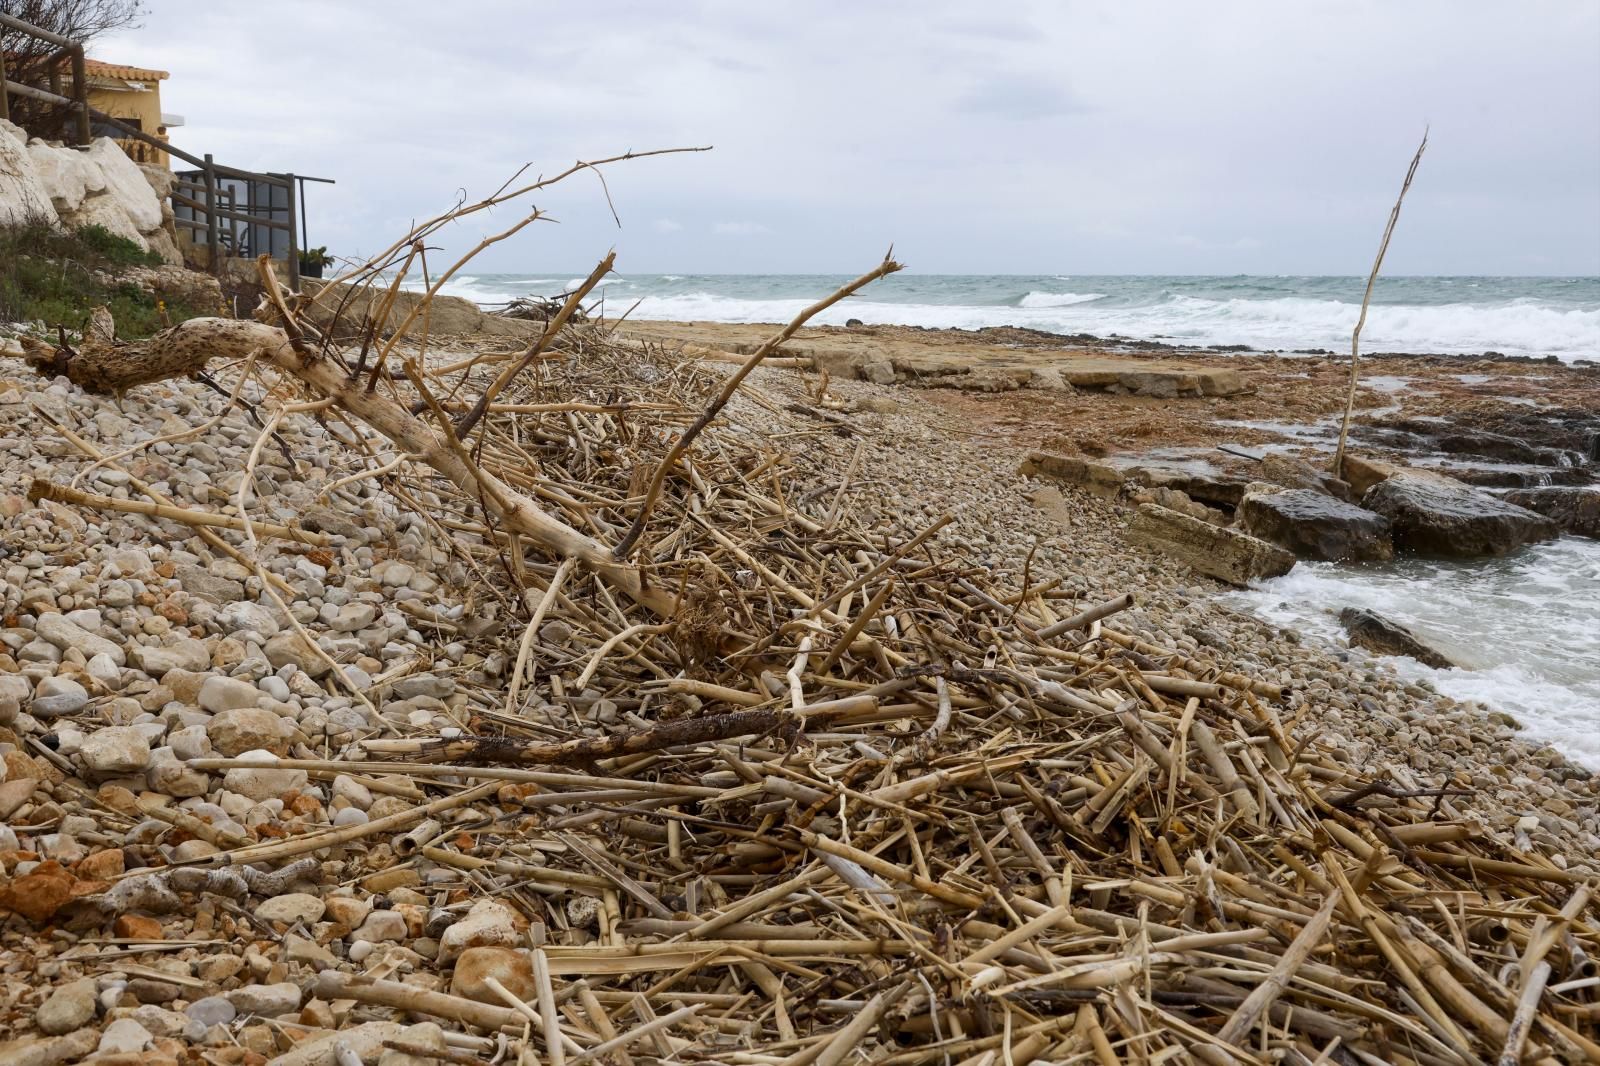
432,273 -> 1600,363
434,271 -> 1600,765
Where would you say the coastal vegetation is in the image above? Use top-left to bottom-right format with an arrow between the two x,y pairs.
0,216 -> 202,337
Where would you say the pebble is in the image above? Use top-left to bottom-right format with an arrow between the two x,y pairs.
78,726 -> 152,776
225,981 -> 304,1016
97,1018 -> 155,1054
30,676 -> 88,717
198,674 -> 263,713
255,892 -> 327,925
206,706 -> 289,756
35,977 -> 97,1034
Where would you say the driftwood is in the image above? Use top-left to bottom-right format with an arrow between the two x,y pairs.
16,155 -> 1599,1065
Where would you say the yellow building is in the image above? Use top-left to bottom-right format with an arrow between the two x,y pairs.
83,58 -> 183,167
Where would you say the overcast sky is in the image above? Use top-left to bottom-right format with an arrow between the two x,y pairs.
101,1 -> 1600,276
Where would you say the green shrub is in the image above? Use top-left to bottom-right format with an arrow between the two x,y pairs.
0,217 -> 194,339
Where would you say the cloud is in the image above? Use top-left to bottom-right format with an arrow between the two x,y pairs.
1175,235 -> 1265,252
955,73 -> 1090,120
96,0 -> 1600,274
653,218 -> 684,233
712,221 -> 771,237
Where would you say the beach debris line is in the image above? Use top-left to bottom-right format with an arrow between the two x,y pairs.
8,153 -> 1599,1065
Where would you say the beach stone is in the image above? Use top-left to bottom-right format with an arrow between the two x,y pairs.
354,909 -> 408,943
130,639 -> 210,676
1126,504 -> 1295,586
217,601 -> 281,638
261,1021 -> 405,1066
159,668 -> 207,705
35,978 -> 96,1035
265,632 -> 331,678
79,726 -> 151,776
450,946 -> 535,1004
30,677 -> 88,717
439,898 -> 521,962
36,613 -> 125,665
1501,486 -> 1600,539
223,759 -> 308,801
208,707 -> 289,756
378,1023 -> 447,1066
1238,489 -> 1393,562
174,564 -> 244,604
199,675 -> 262,713
97,1019 -> 154,1055
255,892 -> 325,925
226,982 -> 302,1017
1339,608 -> 1457,670
331,603 -> 377,632
1363,471 -> 1557,557
860,360 -> 896,385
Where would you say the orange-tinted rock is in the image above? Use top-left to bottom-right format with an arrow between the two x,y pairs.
0,861 -> 76,923
114,913 -> 165,939
75,848 -> 126,879
450,946 -> 535,1004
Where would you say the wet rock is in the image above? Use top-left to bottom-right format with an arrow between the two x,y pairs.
1127,504 -> 1295,586
1363,472 -> 1558,557
1339,454 -> 1404,496
1501,487 -> 1600,539
1258,454 -> 1354,501
1339,608 -> 1456,669
1238,489 -> 1393,562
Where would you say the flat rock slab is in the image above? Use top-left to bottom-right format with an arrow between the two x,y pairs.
1239,489 -> 1394,562
1363,472 -> 1558,557
623,322 -> 1254,396
1126,503 -> 1295,586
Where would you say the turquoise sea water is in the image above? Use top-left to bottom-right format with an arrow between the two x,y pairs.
434,273 -> 1600,361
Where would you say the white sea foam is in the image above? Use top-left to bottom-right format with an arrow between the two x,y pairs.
1227,538 -> 1600,768
615,291 -> 1598,360
1017,291 -> 1107,307
414,275 -> 1600,361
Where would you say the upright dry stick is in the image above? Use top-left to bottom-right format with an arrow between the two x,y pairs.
613,254 -> 903,559
1332,130 -> 1427,475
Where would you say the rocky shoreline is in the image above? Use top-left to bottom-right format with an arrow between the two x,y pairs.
0,309 -> 1597,1058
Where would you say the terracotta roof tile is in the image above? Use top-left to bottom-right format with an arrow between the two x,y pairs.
83,58 -> 169,82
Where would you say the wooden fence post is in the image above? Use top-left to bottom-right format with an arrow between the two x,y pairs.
0,50 -> 12,126
284,173 -> 300,290
69,45 -> 89,146
204,153 -> 221,279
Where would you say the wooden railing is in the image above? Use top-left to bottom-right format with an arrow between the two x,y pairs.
0,12 -> 92,145
0,12 -> 304,287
